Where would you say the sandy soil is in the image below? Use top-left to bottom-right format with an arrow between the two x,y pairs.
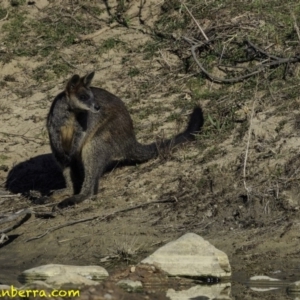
1,1 -> 300,299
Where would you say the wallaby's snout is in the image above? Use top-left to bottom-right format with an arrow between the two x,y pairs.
90,102 -> 101,113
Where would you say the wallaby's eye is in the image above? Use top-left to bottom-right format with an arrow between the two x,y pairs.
79,94 -> 89,101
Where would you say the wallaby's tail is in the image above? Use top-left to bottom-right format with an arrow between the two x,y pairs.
128,106 -> 204,163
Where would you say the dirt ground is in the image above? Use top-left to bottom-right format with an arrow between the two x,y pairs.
1,0 -> 300,299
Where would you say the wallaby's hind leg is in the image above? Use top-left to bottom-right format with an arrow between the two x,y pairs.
55,150 -> 108,209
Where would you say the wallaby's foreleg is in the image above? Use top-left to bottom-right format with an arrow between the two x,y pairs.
50,167 -> 74,199
55,151 -> 107,209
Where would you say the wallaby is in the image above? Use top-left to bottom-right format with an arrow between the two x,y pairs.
41,72 -> 204,209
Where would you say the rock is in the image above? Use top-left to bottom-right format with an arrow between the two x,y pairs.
166,283 -> 231,300
45,273 -> 99,289
0,285 -> 11,290
116,279 -> 143,291
20,280 -> 52,290
20,264 -> 108,284
249,275 -> 280,282
287,280 -> 300,294
248,275 -> 286,291
141,233 -> 231,278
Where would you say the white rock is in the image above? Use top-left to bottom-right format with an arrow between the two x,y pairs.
0,285 -> 11,290
141,233 -> 231,278
20,264 -> 108,283
249,276 -> 286,289
167,283 -> 231,300
20,281 -> 52,290
250,275 -> 280,281
45,274 -> 99,288
287,280 -> 300,293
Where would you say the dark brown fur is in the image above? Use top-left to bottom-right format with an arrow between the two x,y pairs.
41,72 -> 204,209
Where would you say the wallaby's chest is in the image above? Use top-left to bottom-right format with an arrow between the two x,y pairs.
60,114 -> 76,153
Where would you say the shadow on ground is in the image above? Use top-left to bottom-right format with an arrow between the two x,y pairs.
5,154 -> 65,196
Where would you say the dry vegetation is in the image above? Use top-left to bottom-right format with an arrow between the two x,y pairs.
1,0 -> 300,298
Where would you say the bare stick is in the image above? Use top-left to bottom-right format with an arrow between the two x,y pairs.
0,209 -> 33,225
291,12 -> 300,43
181,2 -> 208,41
191,43 -> 300,83
0,210 -> 32,234
0,233 -> 8,245
243,81 -> 258,195
0,11 -> 8,22
25,198 -> 176,242
245,40 -> 281,60
0,131 -> 43,142
77,22 -> 118,41
60,55 -> 80,70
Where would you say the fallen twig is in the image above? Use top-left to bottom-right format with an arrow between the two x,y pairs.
291,12 -> 300,43
25,198 -> 176,242
60,55 -> 80,70
0,209 -> 32,234
76,22 -> 118,41
181,2 -> 208,41
243,80 -> 258,198
0,208 -> 32,225
0,233 -> 8,245
0,131 -> 43,143
0,11 -> 8,22
245,39 -> 281,60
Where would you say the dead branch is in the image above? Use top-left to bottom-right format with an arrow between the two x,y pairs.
0,10 -> 8,22
80,5 -> 103,23
25,198 -> 176,242
182,2 -> 208,41
0,209 -> 32,234
0,233 -> 8,245
77,6 -> 143,42
190,42 -> 300,83
0,131 -> 43,143
245,39 -> 281,60
0,208 -> 32,225
60,55 -> 80,69
76,22 -> 118,41
291,12 -> 300,43
243,81 -> 258,196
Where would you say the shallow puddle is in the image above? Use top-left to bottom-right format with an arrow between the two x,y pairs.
2,265 -> 300,299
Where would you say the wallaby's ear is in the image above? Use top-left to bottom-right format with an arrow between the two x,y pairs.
83,71 -> 95,87
67,74 -> 80,90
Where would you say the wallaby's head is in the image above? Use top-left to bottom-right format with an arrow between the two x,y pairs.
65,72 -> 100,113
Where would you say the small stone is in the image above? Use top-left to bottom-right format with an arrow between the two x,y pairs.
116,279 -> 143,291
287,280 -> 300,293
167,283 -> 231,300
20,264 -> 109,284
130,266 -> 136,273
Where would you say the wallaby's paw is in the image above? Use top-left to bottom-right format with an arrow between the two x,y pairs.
34,196 -> 52,205
53,197 -> 75,210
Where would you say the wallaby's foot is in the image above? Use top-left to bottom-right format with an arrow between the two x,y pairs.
52,200 -> 72,212
56,197 -> 76,209
34,196 -> 52,205
53,194 -> 96,210
35,188 -> 72,205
